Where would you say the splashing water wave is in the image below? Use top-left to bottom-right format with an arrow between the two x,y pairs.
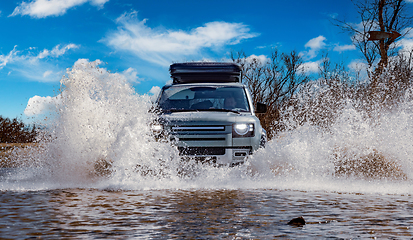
2,60 -> 413,194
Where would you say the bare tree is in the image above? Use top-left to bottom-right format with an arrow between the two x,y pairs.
231,49 -> 309,139
0,116 -> 37,143
334,0 -> 412,75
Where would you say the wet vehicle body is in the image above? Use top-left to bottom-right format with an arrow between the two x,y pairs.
153,62 -> 267,166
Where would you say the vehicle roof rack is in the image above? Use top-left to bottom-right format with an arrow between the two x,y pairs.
170,62 -> 242,84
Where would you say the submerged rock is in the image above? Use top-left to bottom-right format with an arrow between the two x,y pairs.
288,216 -> 306,226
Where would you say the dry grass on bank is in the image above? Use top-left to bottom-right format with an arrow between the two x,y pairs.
333,149 -> 407,181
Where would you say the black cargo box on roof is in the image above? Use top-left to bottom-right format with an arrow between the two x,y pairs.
170,62 -> 242,84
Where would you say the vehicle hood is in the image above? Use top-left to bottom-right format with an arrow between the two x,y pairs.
158,111 -> 257,125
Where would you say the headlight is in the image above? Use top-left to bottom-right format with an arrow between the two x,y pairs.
151,124 -> 163,132
233,123 -> 254,138
151,124 -> 166,141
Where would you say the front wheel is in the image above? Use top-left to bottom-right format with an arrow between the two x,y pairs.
259,129 -> 267,148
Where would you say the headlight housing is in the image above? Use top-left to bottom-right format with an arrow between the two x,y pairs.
232,123 -> 254,138
151,124 -> 165,140
151,124 -> 163,132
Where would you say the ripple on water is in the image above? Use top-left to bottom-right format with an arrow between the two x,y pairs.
0,189 -> 413,239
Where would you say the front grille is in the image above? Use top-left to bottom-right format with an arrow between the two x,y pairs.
178,138 -> 225,141
172,126 -> 225,132
178,147 -> 226,156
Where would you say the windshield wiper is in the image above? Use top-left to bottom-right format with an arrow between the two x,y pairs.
207,108 -> 241,114
186,108 -> 241,114
162,108 -> 241,114
162,109 -> 196,113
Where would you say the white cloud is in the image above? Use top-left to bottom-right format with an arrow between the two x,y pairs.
305,36 -> 327,49
347,59 -> 369,80
149,86 -> 161,95
399,39 -> 413,53
10,0 -> 109,18
333,44 -> 356,52
245,54 -> 270,65
42,70 -> 53,77
24,94 -> 62,116
231,54 -> 271,69
0,46 -> 19,70
301,36 -> 327,60
0,44 -> 78,82
299,59 -> 323,74
89,0 -> 109,7
36,44 -> 79,59
398,27 -> 413,57
348,59 -> 368,73
402,27 -> 413,38
103,11 -> 258,66
120,67 -> 143,83
148,86 -> 161,102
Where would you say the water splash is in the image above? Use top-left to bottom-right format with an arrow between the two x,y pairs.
247,78 -> 413,193
2,60 -> 413,194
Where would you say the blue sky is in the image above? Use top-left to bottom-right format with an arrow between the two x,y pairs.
1,0 -> 412,121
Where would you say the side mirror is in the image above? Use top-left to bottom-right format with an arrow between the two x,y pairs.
255,102 -> 267,114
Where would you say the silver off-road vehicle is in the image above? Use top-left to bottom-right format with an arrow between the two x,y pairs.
153,62 -> 267,166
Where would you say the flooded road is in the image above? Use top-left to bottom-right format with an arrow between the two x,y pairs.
1,188 -> 412,239
0,189 -> 413,239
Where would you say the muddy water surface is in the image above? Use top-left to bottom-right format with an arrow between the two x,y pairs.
1,188 -> 412,239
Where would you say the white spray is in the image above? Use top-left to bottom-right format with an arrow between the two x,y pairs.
3,60 -> 413,194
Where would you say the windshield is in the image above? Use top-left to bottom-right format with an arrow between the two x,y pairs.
158,85 -> 250,113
